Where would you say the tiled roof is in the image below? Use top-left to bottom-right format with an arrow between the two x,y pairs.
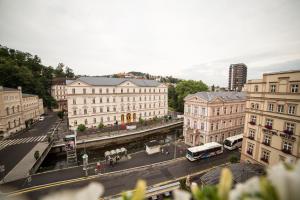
72,76 -> 161,87
185,91 -> 246,102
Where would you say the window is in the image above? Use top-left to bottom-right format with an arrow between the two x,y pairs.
74,120 -> 77,125
254,85 -> 258,92
99,88 -> 102,94
84,109 -> 87,115
255,104 -> 259,110
113,106 -> 116,112
107,97 -> 110,103
93,108 -> 96,113
291,84 -> 298,93
127,88 -> 129,93
194,107 -> 198,116
251,103 -> 255,109
248,129 -> 255,139
277,105 -> 284,113
261,149 -> 270,163
73,99 -> 76,105
84,98 -> 87,104
83,88 -> 86,94
202,108 -> 206,115
270,85 -> 276,93
282,141 -> 292,154
113,98 -> 116,103
92,88 -> 95,94
216,108 -> 220,115
247,142 -> 254,155
107,107 -> 110,112
210,123 -> 214,131
93,118 -> 96,123
73,110 -> 77,115
250,115 -> 257,123
113,88 -> 115,93
285,122 -> 295,134
121,105 -> 124,111
200,123 -> 204,130
263,135 -> 271,146
121,89 -> 123,93
100,98 -> 102,103
92,98 -> 95,104
72,88 -> 75,94
288,105 -> 296,115
268,103 -> 274,112
85,119 -> 88,125
106,88 -> 109,93
265,119 -> 273,127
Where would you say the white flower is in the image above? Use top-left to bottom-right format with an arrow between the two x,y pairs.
267,161 -> 300,200
41,182 -> 104,200
173,189 -> 191,200
229,176 -> 260,200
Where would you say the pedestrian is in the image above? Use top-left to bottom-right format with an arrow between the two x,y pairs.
166,150 -> 169,155
161,148 -> 164,154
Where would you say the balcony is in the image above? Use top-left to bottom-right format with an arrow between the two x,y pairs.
260,157 -> 269,163
246,150 -> 253,156
248,135 -> 255,140
283,129 -> 293,135
264,125 -> 272,130
282,148 -> 292,155
280,131 -> 296,141
262,141 -> 270,146
249,121 -> 256,125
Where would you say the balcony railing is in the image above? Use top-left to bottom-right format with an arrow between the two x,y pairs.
246,150 -> 253,156
248,135 -> 255,140
260,157 -> 269,163
264,125 -> 272,130
282,148 -> 292,155
280,132 -> 296,141
249,121 -> 256,125
262,141 -> 270,146
283,129 -> 294,135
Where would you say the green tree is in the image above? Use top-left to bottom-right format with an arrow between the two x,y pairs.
57,111 -> 64,119
77,124 -> 86,132
34,150 -> 40,160
65,66 -> 75,78
175,80 -> 208,112
229,155 -> 239,163
168,85 -> 178,110
98,122 -> 104,129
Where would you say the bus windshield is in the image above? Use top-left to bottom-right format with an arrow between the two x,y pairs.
187,150 -> 193,157
223,139 -> 232,147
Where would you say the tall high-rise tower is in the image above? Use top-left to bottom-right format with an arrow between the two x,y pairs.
228,63 -> 247,91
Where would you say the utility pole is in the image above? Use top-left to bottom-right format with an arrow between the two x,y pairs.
174,131 -> 177,159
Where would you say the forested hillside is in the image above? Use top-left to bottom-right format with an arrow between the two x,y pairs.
0,44 -> 75,108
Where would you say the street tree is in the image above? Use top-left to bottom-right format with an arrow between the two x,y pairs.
77,124 -> 86,132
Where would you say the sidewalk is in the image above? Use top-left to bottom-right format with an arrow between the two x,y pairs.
1,142 -> 49,183
1,142 -> 188,191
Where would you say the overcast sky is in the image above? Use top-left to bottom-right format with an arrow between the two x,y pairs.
0,0 -> 299,86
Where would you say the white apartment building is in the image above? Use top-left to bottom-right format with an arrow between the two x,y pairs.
66,77 -> 168,130
183,92 -> 246,146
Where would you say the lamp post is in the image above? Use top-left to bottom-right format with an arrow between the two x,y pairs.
82,154 -> 88,177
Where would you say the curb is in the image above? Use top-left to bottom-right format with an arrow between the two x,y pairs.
4,157 -> 186,197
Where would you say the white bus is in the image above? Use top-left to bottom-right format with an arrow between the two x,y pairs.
223,134 -> 243,150
186,142 -> 223,161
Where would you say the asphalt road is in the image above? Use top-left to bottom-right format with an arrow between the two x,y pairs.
0,113 -> 59,178
5,150 -> 239,200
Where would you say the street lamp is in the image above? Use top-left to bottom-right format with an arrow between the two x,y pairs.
82,154 -> 88,177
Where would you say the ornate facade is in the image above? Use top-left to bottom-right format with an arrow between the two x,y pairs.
241,70 -> 300,166
183,92 -> 246,146
66,77 -> 168,130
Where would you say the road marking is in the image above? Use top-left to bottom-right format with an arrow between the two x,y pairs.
0,135 -> 49,151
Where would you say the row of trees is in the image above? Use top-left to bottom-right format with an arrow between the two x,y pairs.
168,80 -> 208,112
0,45 -> 75,108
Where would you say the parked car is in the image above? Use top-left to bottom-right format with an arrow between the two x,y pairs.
39,116 -> 45,121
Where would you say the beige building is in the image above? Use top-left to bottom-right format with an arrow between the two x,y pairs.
66,77 -> 168,130
241,70 -> 300,166
183,92 -> 246,146
0,86 -> 44,138
51,77 -> 73,111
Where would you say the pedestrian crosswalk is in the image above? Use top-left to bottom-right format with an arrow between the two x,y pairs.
0,135 -> 47,151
